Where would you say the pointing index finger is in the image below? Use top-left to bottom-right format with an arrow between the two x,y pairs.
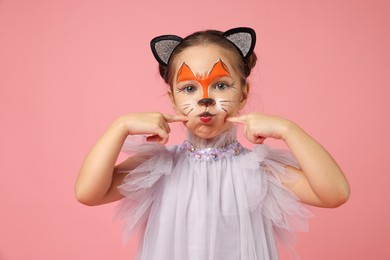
163,114 -> 189,123
226,115 -> 247,124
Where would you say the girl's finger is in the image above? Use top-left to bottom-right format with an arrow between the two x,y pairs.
225,115 -> 247,124
145,127 -> 169,144
156,128 -> 169,144
253,136 -> 266,144
163,114 -> 188,123
159,118 -> 171,134
244,127 -> 266,144
146,135 -> 162,143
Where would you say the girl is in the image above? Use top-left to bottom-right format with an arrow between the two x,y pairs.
75,27 -> 350,260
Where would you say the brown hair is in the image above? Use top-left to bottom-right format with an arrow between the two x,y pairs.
158,30 -> 257,89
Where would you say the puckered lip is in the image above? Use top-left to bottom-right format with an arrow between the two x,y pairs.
197,112 -> 215,117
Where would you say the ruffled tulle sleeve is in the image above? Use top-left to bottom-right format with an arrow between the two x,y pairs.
115,136 -> 174,243
243,145 -> 312,258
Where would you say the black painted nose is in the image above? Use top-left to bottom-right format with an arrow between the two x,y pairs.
198,98 -> 215,107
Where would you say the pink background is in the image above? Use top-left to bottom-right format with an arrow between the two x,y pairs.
1,0 -> 389,259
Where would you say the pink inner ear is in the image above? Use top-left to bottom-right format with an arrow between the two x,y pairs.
177,60 -> 231,98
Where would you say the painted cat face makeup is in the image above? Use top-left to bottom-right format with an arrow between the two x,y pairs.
176,59 -> 231,99
170,45 -> 248,139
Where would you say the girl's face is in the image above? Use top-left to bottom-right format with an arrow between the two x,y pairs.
169,45 -> 248,139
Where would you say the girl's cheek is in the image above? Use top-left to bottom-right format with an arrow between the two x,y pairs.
185,114 -> 200,127
172,99 -> 186,114
174,97 -> 198,115
183,118 -> 200,134
214,99 -> 224,112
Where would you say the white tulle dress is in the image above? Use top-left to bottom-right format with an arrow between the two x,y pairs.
116,127 -> 311,260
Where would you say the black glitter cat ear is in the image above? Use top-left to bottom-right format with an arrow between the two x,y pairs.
223,27 -> 256,59
150,35 -> 183,66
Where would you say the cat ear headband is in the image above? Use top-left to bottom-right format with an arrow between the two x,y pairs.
150,27 -> 256,66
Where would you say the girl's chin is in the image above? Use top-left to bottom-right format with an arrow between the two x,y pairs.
184,119 -> 232,139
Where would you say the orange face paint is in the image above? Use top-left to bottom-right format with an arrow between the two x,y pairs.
176,59 -> 230,98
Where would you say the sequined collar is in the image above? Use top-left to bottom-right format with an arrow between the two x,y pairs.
180,140 -> 243,161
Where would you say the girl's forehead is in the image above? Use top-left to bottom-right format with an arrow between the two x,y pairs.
174,45 -> 235,76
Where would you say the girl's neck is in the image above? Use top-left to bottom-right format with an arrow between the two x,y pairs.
186,126 -> 237,149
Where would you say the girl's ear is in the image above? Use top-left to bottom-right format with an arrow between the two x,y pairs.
223,27 -> 256,59
239,83 -> 250,109
167,90 -> 176,108
150,35 -> 183,66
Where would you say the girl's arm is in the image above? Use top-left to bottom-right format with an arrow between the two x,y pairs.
75,112 -> 187,206
227,113 -> 350,208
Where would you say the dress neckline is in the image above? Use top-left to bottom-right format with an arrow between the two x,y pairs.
180,140 -> 243,161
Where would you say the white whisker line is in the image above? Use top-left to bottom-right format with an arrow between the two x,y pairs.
219,100 -> 239,103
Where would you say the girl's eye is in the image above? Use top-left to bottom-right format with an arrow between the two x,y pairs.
214,82 -> 230,90
181,85 -> 197,93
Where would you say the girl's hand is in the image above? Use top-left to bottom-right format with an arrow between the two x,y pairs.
112,112 -> 188,144
228,113 -> 350,208
226,113 -> 292,144
75,112 -> 187,206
